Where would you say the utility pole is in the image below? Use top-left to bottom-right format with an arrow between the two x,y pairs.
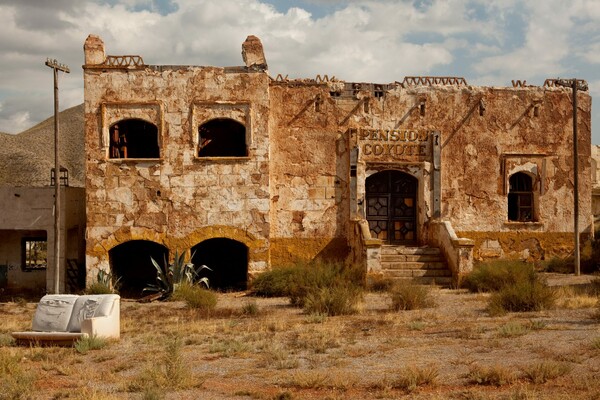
555,78 -> 588,276
45,58 -> 70,294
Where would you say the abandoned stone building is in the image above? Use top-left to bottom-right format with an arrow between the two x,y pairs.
2,34 -> 591,295
78,33 -> 592,295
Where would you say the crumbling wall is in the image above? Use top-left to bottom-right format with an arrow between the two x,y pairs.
84,35 -> 271,279
268,84 -> 350,265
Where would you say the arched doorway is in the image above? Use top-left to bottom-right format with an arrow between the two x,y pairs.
366,170 -> 418,244
109,240 -> 168,298
191,238 -> 248,291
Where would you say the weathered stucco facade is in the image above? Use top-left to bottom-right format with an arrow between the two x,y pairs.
83,34 -> 592,292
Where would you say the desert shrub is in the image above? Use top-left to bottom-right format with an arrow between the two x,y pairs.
368,275 -> 394,292
522,361 -> 571,384
85,270 -> 121,295
172,283 -> 217,311
391,366 -> 438,392
145,250 -> 211,300
303,283 -> 363,316
488,274 -> 556,316
74,335 -> 108,354
241,301 -> 259,316
389,283 -> 435,311
251,261 -> 364,313
287,262 -> 364,308
463,260 -> 535,293
466,364 -> 516,386
0,350 -> 34,400
250,267 -> 298,297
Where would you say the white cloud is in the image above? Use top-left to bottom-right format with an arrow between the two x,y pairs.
1,0 -> 600,142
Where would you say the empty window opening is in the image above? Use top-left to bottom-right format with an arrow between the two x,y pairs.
198,118 -> 247,157
191,238 -> 248,291
109,240 -> 168,298
508,172 -> 534,222
109,119 -> 159,159
22,235 -> 48,270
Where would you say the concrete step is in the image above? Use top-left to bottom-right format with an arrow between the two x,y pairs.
378,245 -> 453,287
384,268 -> 452,278
380,254 -> 445,263
382,261 -> 448,270
392,276 -> 453,286
380,246 -> 441,256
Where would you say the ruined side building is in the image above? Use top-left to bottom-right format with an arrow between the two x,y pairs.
81,34 -> 591,294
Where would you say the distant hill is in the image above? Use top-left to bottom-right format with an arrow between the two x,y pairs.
0,104 -> 84,188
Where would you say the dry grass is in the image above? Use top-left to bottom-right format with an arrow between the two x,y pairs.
1,284 -> 600,399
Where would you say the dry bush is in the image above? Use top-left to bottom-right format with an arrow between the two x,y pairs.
497,322 -> 529,338
389,283 -> 435,311
555,286 -> 599,309
464,260 -> 535,293
488,275 -> 556,316
390,365 -> 438,392
466,364 -> 516,386
0,349 -> 35,400
522,361 -> 571,384
172,283 -> 217,311
303,283 -> 363,316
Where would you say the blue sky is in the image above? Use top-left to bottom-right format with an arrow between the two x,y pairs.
1,0 -> 599,143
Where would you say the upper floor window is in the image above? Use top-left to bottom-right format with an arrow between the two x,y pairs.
198,118 -> 247,157
110,119 -> 159,159
508,172 -> 534,222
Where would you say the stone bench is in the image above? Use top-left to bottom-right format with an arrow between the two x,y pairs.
12,294 -> 120,345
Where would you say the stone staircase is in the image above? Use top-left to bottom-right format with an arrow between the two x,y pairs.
380,245 -> 453,286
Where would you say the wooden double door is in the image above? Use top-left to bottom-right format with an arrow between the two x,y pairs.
366,170 -> 417,244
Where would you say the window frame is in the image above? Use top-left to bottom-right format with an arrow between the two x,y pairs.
508,172 -> 536,222
22,237 -> 48,271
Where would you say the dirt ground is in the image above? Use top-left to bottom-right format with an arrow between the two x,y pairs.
1,274 -> 599,400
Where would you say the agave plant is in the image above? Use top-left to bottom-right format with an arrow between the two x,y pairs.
144,250 -> 211,300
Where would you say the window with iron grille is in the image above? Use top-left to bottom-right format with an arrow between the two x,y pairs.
508,172 -> 534,222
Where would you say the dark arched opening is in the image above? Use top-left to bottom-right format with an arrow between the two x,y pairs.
191,238 -> 248,291
198,118 -> 247,157
109,119 -> 159,159
109,240 -> 168,298
366,170 -> 418,244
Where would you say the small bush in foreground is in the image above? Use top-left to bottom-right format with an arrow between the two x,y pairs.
85,270 -> 121,295
250,262 -> 364,312
488,275 -> 556,316
391,366 -> 438,392
463,260 -> 535,293
522,361 -> 571,384
172,283 -> 217,311
0,350 -> 35,400
466,364 -> 516,386
390,283 -> 435,311
303,283 -> 363,316
250,267 -> 298,297
74,335 -> 108,354
368,275 -> 395,292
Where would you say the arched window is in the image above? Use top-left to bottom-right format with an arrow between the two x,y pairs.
109,119 -> 159,159
508,172 -> 534,222
198,118 -> 247,157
